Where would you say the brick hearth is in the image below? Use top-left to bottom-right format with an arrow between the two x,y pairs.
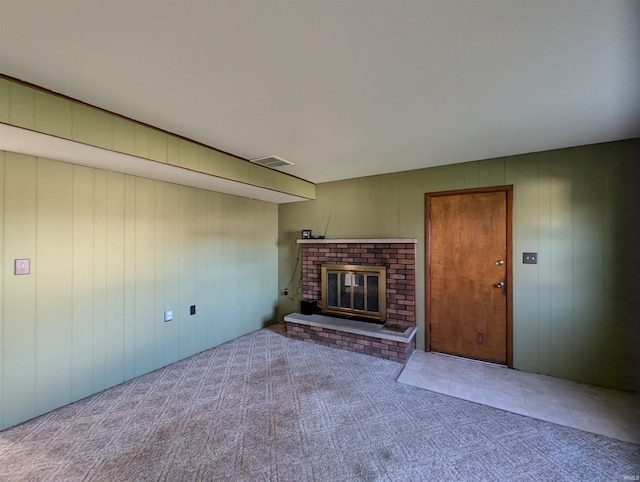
286,238 -> 417,363
285,313 -> 416,363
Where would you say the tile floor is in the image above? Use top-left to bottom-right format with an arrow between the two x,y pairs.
397,350 -> 640,444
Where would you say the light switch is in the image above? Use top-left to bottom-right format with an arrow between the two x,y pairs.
164,310 -> 173,322
15,259 -> 30,275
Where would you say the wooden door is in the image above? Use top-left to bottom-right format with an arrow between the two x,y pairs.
427,188 -> 512,365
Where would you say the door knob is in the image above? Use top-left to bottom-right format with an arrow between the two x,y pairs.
495,281 -> 505,288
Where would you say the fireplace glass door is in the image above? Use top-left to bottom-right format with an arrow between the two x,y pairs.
321,264 -> 386,322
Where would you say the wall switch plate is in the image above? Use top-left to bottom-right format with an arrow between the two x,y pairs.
190,305 -> 196,315
164,310 -> 173,322
15,259 -> 31,275
523,252 -> 538,264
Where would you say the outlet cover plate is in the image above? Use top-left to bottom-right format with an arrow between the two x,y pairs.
523,252 -> 538,264
15,259 -> 30,275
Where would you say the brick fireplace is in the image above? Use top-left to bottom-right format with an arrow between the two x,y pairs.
285,238 -> 417,363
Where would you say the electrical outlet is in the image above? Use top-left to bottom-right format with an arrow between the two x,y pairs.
523,252 -> 538,264
190,305 -> 196,315
15,259 -> 31,275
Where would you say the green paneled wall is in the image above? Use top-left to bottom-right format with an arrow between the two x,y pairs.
0,151 -> 278,430
278,139 -> 639,391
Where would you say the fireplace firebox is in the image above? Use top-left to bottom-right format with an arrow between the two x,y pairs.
321,264 -> 387,323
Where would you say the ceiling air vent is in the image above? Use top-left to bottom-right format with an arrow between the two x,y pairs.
250,155 -> 294,168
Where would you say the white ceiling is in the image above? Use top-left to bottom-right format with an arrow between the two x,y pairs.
1,0 -> 638,184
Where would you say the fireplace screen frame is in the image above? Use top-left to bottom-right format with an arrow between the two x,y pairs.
321,264 -> 387,322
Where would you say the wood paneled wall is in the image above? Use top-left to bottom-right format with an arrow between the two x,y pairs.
278,139 -> 639,390
0,151 -> 278,430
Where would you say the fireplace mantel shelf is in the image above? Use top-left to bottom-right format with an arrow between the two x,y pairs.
296,238 -> 417,244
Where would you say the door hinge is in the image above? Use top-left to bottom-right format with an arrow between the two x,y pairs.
428,266 -> 431,277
